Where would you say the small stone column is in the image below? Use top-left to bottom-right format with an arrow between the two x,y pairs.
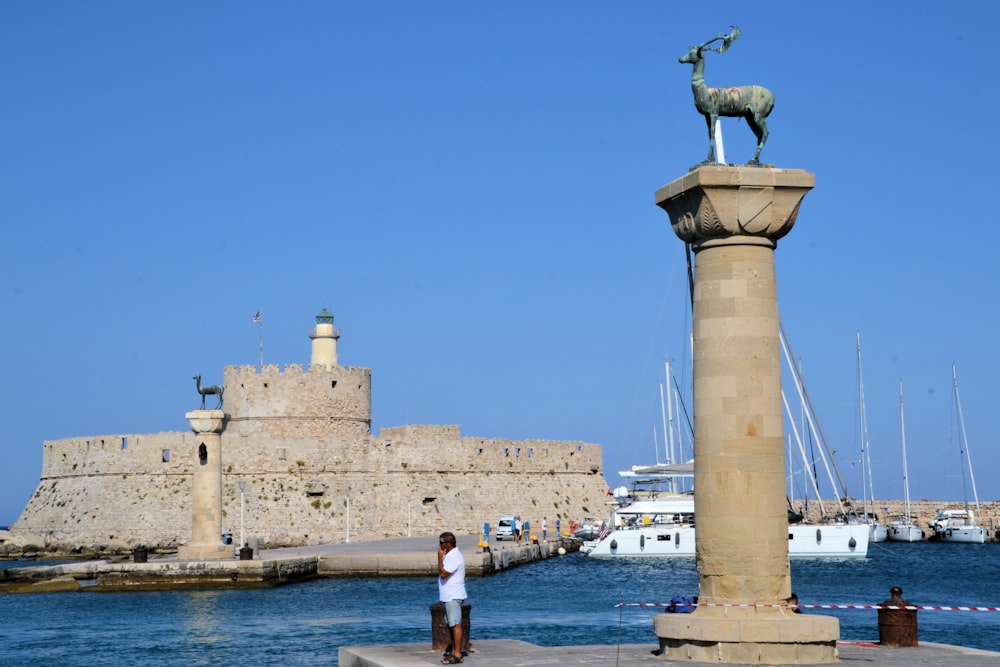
177,410 -> 229,560
652,166 -> 838,664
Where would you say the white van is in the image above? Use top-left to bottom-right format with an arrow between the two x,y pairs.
496,515 -> 517,541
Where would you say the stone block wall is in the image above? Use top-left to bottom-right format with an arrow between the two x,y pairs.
12,424 -> 608,551
223,363 -> 372,437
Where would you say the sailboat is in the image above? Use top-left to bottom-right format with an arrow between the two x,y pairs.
887,379 -> 924,542
928,364 -> 986,544
856,332 -> 887,543
778,327 -> 873,553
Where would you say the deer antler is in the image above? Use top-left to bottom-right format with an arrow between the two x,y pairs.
697,25 -> 741,55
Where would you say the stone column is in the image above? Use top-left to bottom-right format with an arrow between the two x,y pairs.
652,166 -> 838,664
177,410 -> 229,560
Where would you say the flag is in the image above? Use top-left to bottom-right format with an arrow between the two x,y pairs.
598,521 -> 611,541
251,309 -> 262,324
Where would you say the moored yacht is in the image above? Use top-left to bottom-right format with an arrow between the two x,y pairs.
582,491 -> 869,558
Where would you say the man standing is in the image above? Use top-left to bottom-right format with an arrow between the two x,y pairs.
542,516 -> 548,541
438,531 -> 467,664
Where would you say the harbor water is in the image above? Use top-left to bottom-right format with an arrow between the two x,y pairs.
2,541 -> 999,665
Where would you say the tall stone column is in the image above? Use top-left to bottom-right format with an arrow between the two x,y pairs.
652,166 -> 838,664
177,410 -> 229,560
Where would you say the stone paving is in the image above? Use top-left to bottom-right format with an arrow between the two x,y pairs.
339,639 -> 1000,666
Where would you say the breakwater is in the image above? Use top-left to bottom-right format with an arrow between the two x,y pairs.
0,535 -> 576,593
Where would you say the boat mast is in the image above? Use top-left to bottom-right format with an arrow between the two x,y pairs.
857,332 -> 877,519
664,360 -> 678,492
951,364 -> 982,519
898,378 -> 912,520
781,389 -> 827,516
779,323 -> 857,515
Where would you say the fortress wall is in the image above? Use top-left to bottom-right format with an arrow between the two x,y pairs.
39,432 -> 194,478
375,425 -> 604,474
10,344 -> 609,551
220,467 -> 610,546
13,426 -> 608,549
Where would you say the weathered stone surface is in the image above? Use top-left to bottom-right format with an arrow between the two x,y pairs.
9,331 -> 608,552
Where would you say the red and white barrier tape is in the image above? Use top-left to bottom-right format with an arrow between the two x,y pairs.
615,602 -> 1000,612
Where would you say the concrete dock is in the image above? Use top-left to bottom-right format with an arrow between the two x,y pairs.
0,534 -> 572,591
339,639 -> 1000,666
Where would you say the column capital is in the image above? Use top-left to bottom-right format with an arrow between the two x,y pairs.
185,410 -> 227,434
655,166 -> 814,250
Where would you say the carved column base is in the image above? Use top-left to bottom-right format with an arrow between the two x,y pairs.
177,544 -> 231,561
654,610 -> 839,664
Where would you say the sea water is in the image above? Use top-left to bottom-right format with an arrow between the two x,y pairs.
1,541 -> 999,665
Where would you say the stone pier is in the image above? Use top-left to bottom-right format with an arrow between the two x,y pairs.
653,166 -> 838,663
177,410 -> 229,560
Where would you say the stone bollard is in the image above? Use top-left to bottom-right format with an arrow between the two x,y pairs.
132,547 -> 148,563
429,601 -> 471,652
878,586 -> 918,647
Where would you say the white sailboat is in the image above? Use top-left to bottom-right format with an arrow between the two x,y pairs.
856,332 -> 887,543
779,326 -> 873,539
887,378 -> 925,542
928,364 -> 986,544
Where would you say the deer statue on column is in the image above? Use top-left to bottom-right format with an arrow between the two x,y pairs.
678,26 -> 774,166
193,374 -> 224,410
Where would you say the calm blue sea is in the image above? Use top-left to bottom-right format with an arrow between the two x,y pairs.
2,541 -> 999,665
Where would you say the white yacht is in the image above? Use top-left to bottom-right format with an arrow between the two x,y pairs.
929,509 -> 986,544
582,493 -> 869,558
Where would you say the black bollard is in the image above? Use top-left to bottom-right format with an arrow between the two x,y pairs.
429,601 -> 471,652
239,544 -> 253,560
132,547 -> 148,563
878,586 -> 918,647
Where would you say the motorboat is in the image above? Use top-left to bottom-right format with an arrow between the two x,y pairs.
582,493 -> 869,558
929,509 -> 986,544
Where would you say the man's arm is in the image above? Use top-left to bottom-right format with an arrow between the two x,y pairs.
438,546 -> 453,579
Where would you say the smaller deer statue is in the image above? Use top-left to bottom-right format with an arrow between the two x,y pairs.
678,26 -> 774,165
193,374 -> 224,410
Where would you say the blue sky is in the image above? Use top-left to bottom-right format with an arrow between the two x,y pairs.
3,3 -> 999,526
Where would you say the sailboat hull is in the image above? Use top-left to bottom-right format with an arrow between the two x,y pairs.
887,523 -> 924,543
934,526 -> 986,544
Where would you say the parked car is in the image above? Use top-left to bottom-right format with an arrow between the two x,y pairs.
496,515 -> 517,541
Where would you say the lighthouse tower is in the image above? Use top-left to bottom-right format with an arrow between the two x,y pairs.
309,308 -> 341,368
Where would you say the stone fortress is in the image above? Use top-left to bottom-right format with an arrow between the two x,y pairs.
10,309 -> 610,553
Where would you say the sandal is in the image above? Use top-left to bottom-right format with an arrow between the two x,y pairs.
441,656 -> 463,664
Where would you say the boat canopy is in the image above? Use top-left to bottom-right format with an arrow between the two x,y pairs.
619,462 -> 694,478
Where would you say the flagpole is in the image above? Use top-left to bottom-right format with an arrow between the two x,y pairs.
251,309 -> 263,370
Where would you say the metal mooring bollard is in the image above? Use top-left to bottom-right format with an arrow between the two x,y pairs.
878,586 -> 918,647
429,601 -> 471,652
132,547 -> 148,563
239,545 -> 254,560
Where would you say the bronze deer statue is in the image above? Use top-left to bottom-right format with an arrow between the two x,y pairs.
678,27 -> 774,165
193,374 -> 224,409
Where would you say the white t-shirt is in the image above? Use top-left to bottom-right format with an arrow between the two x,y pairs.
439,547 -> 467,601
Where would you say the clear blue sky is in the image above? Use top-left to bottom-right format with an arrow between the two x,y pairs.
3,3 -> 999,526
